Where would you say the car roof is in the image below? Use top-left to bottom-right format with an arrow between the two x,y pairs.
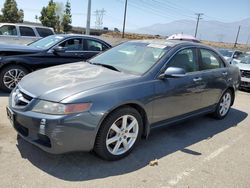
0,23 -> 53,30
52,34 -> 112,46
55,34 -> 102,39
128,39 -> 210,49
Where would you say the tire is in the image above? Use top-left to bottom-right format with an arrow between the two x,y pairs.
213,89 -> 233,119
94,106 -> 143,161
0,65 -> 29,92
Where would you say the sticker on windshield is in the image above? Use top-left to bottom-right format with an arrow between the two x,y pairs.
147,44 -> 166,49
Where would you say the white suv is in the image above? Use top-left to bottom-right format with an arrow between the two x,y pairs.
0,23 -> 55,45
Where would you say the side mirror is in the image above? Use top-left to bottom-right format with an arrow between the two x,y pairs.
52,46 -> 66,54
159,67 -> 186,79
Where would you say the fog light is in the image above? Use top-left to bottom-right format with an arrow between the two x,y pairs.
39,119 -> 46,135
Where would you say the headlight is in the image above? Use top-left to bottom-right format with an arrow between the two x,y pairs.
32,100 -> 92,115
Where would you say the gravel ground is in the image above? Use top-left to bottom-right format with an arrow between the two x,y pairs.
0,90 -> 250,188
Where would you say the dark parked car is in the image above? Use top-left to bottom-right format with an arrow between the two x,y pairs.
0,34 -> 111,92
6,40 -> 240,160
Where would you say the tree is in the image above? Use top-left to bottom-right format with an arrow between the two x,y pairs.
61,0 -> 72,33
0,0 -> 24,23
39,0 -> 60,31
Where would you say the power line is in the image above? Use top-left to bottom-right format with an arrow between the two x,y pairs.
194,13 -> 203,37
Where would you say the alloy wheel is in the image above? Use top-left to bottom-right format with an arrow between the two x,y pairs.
3,69 -> 26,89
219,92 -> 231,116
106,115 -> 139,155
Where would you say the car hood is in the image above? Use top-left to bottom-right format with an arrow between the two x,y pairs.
235,63 -> 250,71
0,43 -> 41,53
19,62 -> 137,102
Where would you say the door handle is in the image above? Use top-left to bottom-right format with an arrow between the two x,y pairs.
222,72 -> 228,76
193,77 -> 202,82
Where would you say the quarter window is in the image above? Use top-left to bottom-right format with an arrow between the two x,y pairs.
200,49 -> 224,70
19,26 -> 36,37
0,25 -> 17,36
167,48 -> 198,73
59,38 -> 83,51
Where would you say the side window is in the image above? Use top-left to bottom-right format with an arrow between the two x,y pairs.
36,28 -> 54,37
19,26 -> 36,37
59,38 -> 83,51
167,48 -> 198,73
200,49 -> 224,70
85,40 -> 103,51
0,25 -> 17,36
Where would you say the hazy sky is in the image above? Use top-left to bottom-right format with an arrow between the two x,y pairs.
1,0 -> 250,30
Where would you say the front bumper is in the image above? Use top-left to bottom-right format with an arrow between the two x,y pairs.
240,77 -> 250,88
6,106 -> 101,154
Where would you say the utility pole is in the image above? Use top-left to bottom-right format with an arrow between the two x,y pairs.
246,32 -> 250,46
234,25 -> 241,48
122,0 -> 128,38
86,0 -> 91,35
194,13 -> 203,37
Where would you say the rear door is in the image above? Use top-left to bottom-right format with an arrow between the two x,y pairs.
152,47 -> 206,123
198,48 -> 228,108
19,26 -> 39,45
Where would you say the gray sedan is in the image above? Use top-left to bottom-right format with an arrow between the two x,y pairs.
6,40 -> 240,160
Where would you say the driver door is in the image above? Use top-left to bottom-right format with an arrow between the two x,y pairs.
35,38 -> 85,69
152,48 -> 206,124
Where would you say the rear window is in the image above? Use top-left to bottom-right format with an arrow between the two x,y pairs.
19,26 -> 36,37
36,28 -> 54,37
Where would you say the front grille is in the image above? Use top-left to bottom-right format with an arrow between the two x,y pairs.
12,87 -> 33,108
240,70 -> 250,78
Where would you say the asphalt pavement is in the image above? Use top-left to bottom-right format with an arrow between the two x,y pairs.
0,90 -> 250,188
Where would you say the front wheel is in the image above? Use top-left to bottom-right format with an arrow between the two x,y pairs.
0,65 -> 28,92
94,107 -> 143,160
213,90 -> 233,119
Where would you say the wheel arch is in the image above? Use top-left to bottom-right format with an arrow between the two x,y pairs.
96,102 -> 150,140
227,86 -> 235,106
0,60 -> 32,73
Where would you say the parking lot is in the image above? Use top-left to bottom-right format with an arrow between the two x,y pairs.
0,90 -> 249,188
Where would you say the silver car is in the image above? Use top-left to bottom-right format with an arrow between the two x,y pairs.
232,56 -> 250,89
0,23 -> 55,45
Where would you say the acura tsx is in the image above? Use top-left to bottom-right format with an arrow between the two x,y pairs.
6,40 -> 240,160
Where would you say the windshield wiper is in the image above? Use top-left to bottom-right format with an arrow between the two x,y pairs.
88,61 -> 121,72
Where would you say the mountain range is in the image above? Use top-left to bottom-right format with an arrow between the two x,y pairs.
135,18 -> 250,44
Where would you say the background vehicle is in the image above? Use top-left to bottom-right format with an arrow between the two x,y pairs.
0,23 -> 55,45
167,33 -> 200,43
217,48 -> 244,64
7,40 -> 240,160
232,56 -> 250,89
0,34 -> 112,92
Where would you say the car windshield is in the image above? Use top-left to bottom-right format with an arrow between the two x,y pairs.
240,57 -> 250,64
28,35 -> 64,49
89,42 -> 169,75
218,49 -> 233,58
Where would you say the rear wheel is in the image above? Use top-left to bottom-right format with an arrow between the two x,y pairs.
0,65 -> 28,92
213,90 -> 233,119
94,107 -> 143,160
